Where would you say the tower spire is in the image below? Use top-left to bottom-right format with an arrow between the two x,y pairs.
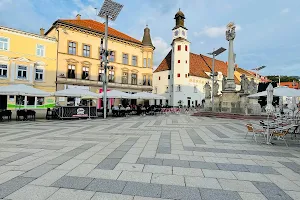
173,9 -> 187,30
142,25 -> 154,48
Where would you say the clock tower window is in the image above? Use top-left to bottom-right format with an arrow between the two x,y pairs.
178,60 -> 180,63
185,45 -> 188,51
178,45 -> 181,51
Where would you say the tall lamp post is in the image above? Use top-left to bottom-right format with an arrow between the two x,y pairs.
98,0 -> 123,119
208,47 -> 226,112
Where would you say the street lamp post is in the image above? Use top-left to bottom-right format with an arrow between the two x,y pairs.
98,0 -> 123,119
208,47 -> 226,112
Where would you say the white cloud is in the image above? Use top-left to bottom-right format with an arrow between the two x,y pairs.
280,8 -> 290,14
152,37 -> 171,70
194,24 -> 241,38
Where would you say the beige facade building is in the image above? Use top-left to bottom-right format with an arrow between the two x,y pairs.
45,14 -> 154,106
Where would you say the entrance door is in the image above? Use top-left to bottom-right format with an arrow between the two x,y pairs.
187,100 -> 191,108
0,95 -> 7,110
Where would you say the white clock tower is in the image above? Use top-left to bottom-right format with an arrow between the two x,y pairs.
170,9 -> 190,106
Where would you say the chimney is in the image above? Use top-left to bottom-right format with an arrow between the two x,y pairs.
76,14 -> 81,20
40,28 -> 45,36
225,61 -> 228,65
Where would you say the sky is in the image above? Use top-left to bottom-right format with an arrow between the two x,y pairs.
0,0 -> 299,76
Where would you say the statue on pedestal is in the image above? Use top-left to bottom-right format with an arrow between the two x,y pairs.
213,81 -> 219,96
249,78 -> 258,94
224,22 -> 237,91
240,74 -> 246,93
204,82 -> 211,98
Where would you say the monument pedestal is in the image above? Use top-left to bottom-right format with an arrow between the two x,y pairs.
213,95 -> 221,112
247,98 -> 261,115
239,93 -> 250,115
220,91 -> 242,113
204,98 -> 212,111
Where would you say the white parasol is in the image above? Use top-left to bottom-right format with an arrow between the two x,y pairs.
265,84 -> 275,144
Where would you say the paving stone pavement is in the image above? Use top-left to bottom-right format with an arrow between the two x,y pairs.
0,115 -> 300,199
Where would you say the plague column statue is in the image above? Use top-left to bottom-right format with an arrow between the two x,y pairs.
224,22 -> 236,91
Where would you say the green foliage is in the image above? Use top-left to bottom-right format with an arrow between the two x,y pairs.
267,76 -> 299,83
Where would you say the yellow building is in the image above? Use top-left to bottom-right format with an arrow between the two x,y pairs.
45,14 -> 155,106
0,26 -> 57,110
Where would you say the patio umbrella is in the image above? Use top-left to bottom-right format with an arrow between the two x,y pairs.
288,97 -> 298,119
54,88 -> 100,98
131,92 -> 156,100
265,84 -> 275,144
98,90 -> 133,99
248,86 -> 300,98
0,84 -> 51,96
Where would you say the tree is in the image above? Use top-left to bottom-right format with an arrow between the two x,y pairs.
267,76 -> 298,83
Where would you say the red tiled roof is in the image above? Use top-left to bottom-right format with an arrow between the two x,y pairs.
279,82 -> 300,89
236,68 -> 255,77
154,50 -> 240,84
47,19 -> 142,45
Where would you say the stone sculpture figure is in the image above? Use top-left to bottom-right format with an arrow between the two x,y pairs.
249,78 -> 257,94
240,74 -> 246,92
244,78 -> 250,94
222,76 -> 227,91
204,82 -> 211,98
213,81 -> 219,96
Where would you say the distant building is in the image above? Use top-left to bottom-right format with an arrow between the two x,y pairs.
45,14 -> 154,107
0,26 -> 57,110
279,82 -> 300,89
153,10 -> 250,107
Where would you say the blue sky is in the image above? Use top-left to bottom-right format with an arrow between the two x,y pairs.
0,0 -> 299,76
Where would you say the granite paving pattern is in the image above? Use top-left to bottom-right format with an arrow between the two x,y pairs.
0,115 -> 299,199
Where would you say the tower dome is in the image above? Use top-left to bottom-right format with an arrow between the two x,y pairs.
173,8 -> 187,30
142,25 -> 154,48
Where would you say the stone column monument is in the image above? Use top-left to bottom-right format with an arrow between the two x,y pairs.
224,22 -> 236,91
220,22 -> 242,113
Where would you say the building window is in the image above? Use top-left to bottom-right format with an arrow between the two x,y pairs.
154,87 -> 157,94
83,44 -> 90,57
148,75 -> 151,86
122,53 -> 128,64
108,67 -> 114,82
168,75 -> 170,79
186,60 -> 187,63
132,56 -> 137,66
177,85 -> 181,92
185,45 -> 188,51
109,51 -> 115,62
148,58 -> 151,68
165,86 -> 169,93
177,73 -> 180,77
17,66 -> 27,79
178,45 -> 181,51
99,68 -> 104,81
178,60 -> 180,63
171,84 -> 173,92
36,44 -> 45,57
0,37 -> 9,51
122,71 -> 128,84
159,76 -> 160,80
35,68 -> 44,81
185,74 -> 187,78
143,75 -> 146,85
0,64 -> 8,78
131,73 -> 137,85
194,85 -> 197,93
82,67 -> 89,80
68,41 -> 76,55
67,65 -> 75,79
143,58 -> 147,67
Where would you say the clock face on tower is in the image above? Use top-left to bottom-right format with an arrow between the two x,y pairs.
175,30 -> 179,36
182,30 -> 185,36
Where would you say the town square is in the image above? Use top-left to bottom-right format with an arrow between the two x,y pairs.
0,0 -> 300,199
